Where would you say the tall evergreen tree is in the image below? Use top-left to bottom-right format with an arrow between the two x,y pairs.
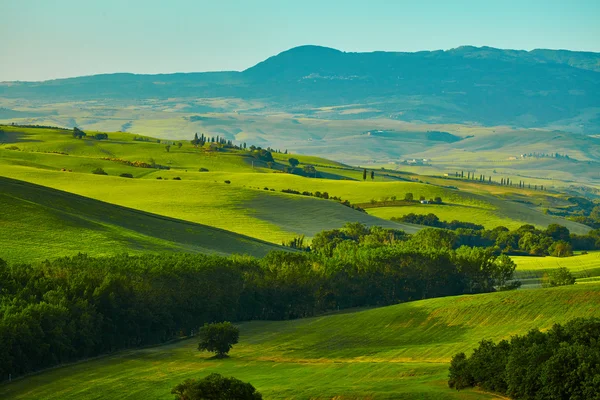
363,169 -> 367,181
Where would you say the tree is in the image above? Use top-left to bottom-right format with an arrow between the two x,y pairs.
363,168 -> 367,181
546,224 -> 571,242
404,193 -> 414,201
198,322 -> 239,358
165,144 -> 171,153
177,142 -> 182,149
171,374 -> 262,400
549,241 -> 573,258
434,197 -> 442,204
288,158 -> 300,168
370,171 -> 374,180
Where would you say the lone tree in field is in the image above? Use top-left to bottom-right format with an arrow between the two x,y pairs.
165,144 -> 171,153
172,373 -> 262,400
405,193 -> 414,201
288,158 -> 300,168
198,322 -> 239,358
363,168 -> 367,180
370,170 -> 374,180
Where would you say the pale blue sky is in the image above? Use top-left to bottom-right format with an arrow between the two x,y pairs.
1,0 -> 599,81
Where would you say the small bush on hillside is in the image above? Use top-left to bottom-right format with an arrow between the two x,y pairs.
199,168 -> 209,172
156,177 -> 162,180
91,168 -> 107,175
224,180 -> 231,184
543,267 -> 576,287
171,373 -> 262,400
119,173 -> 133,178
173,177 -> 181,180
5,145 -> 19,150
93,133 -> 108,140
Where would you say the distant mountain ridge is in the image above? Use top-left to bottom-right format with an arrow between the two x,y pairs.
1,45 -> 599,131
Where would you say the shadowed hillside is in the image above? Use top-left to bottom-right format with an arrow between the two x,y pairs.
0,177 -> 283,262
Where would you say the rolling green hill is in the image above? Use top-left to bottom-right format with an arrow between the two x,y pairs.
2,283 -> 599,399
0,125 -> 592,245
0,177 -> 282,263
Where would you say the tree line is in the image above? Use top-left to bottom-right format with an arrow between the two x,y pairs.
389,214 -> 600,257
449,317 -> 600,399
0,223 -> 519,379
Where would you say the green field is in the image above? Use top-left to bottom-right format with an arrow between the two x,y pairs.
2,283 -> 599,399
0,177 -> 283,263
0,125 -> 590,245
513,251 -> 600,288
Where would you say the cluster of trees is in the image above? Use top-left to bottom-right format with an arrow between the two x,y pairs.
0,225 -> 519,379
452,171 -> 546,190
394,213 -> 484,231
563,197 -> 600,229
389,214 -> 600,256
366,194 -> 443,206
72,127 -> 86,139
448,317 -> 600,399
72,128 -> 108,141
5,123 -> 67,130
191,133 -> 235,148
132,136 -> 161,143
92,133 -> 108,140
280,189 -> 365,212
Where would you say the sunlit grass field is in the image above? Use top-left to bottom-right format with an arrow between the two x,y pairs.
2,283 -> 599,399
513,251 -> 600,288
0,125 -> 591,249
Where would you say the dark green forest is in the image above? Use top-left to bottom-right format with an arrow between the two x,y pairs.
448,318 -> 600,399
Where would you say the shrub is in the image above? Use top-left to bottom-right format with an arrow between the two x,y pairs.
171,373 -> 262,400
173,177 -> 181,180
119,173 -> 133,178
91,168 -> 107,175
224,180 -> 231,184
544,267 -> 576,287
5,145 -> 19,151
199,168 -> 209,172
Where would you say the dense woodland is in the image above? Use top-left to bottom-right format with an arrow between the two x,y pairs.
448,317 -> 600,399
0,223 -> 520,380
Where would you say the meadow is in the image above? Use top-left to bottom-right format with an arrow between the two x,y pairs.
1,283 -> 599,399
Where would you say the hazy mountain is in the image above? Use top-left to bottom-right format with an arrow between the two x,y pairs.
1,45 -> 599,131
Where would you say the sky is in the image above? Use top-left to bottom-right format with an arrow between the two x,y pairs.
1,0 -> 599,81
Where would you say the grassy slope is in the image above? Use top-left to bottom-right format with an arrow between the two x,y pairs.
513,251 -> 600,288
0,177 -> 282,263
0,126 -> 590,242
2,284 -> 599,399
